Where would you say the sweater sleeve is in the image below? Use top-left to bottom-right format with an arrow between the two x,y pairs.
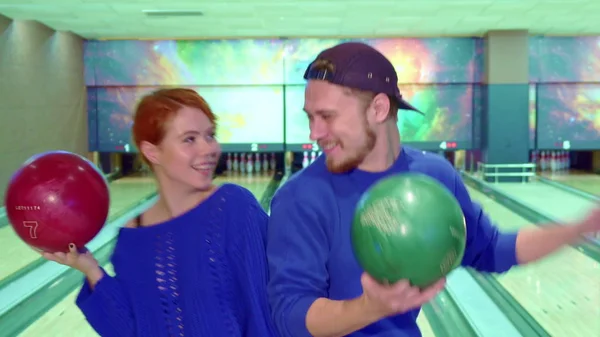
452,172 -> 519,273
75,267 -> 136,337
266,184 -> 331,337
230,200 -> 280,337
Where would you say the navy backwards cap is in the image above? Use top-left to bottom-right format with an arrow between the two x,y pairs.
303,42 -> 423,114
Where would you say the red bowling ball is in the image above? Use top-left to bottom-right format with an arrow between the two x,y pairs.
4,151 -> 110,253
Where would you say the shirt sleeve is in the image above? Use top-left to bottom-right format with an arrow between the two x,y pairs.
266,183 -> 332,337
452,172 -> 519,273
76,268 -> 136,337
229,198 -> 281,337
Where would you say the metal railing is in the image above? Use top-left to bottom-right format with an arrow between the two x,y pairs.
476,162 -> 537,183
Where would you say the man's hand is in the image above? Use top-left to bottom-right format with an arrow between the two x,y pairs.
360,273 -> 446,318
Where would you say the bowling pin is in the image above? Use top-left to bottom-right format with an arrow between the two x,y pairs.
233,153 -> 239,172
556,151 -> 562,171
540,151 -> 547,171
310,151 -> 316,164
247,154 -> 254,174
262,154 -> 269,172
226,153 -> 232,172
556,151 -> 562,172
270,153 -> 276,171
302,151 -> 309,168
254,153 -> 261,173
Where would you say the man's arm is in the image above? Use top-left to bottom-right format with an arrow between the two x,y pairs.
453,172 -> 592,271
515,220 -> 586,264
267,183 -> 381,337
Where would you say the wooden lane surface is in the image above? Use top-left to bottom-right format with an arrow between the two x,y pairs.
467,186 -> 600,337
541,171 -> 600,197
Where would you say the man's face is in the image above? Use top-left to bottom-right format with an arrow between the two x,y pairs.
304,80 -> 376,173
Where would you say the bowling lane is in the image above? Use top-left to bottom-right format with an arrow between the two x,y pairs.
0,175 -> 157,284
466,185 -> 600,336
542,172 -> 600,197
416,314 -> 435,337
17,173 -> 273,337
492,181 -> 597,224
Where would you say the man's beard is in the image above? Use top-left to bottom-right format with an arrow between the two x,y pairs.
326,122 -> 377,174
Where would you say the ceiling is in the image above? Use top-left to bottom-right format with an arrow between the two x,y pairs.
0,0 -> 599,40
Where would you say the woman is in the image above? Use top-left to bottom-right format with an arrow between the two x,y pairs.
42,88 -> 279,337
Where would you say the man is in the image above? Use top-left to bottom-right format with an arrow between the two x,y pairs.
266,42 -> 600,337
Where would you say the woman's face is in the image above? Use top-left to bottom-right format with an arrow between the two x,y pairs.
144,106 -> 221,191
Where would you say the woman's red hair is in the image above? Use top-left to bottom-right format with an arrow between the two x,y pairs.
132,88 -> 217,164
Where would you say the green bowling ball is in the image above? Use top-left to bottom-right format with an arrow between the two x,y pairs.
351,172 -> 467,288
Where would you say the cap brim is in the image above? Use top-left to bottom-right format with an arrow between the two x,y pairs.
397,96 -> 424,115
